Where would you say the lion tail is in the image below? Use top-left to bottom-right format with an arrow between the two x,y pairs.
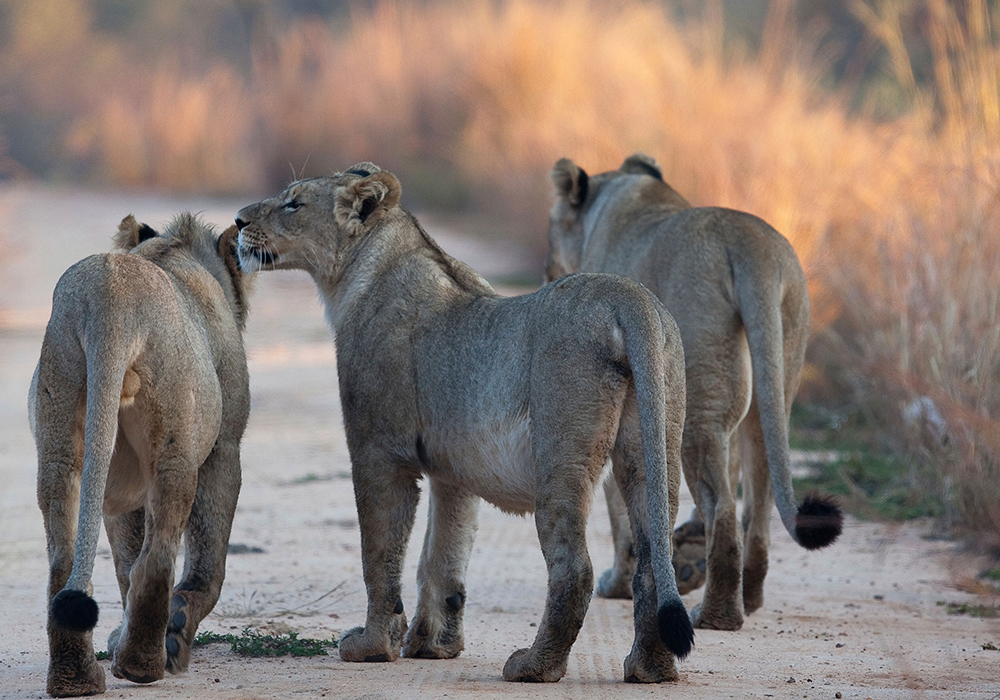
731,247 -> 842,550
619,293 -> 694,660
52,309 -> 139,633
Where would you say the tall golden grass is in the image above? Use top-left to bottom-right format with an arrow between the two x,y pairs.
2,0 -> 998,543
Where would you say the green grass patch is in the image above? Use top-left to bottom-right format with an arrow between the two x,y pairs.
194,628 -> 338,657
193,630 -> 241,647
789,403 -> 856,451
793,451 -> 946,521
936,601 -> 1000,618
980,568 -> 1000,581
790,404 -> 946,521
94,650 -> 109,660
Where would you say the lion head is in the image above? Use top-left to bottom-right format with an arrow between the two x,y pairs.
114,213 -> 250,329
234,162 -> 402,279
546,153 -> 688,282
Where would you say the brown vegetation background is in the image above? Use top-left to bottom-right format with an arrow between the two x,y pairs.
1,0 -> 998,546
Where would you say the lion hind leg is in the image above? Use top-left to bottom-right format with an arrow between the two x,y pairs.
111,450 -> 198,685
611,409 -> 681,683
502,463 -> 597,683
403,478 -> 479,659
166,439 -> 242,674
500,355 -> 625,682
43,471 -> 107,698
36,369 -> 106,698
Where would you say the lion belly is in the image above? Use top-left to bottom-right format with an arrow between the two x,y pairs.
435,411 -> 537,514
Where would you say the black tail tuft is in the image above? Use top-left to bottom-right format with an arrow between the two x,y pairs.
657,599 -> 694,659
51,589 -> 99,632
796,493 -> 843,550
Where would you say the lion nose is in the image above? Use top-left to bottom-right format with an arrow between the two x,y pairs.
235,217 -> 248,231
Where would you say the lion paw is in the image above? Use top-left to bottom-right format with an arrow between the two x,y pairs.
623,644 -> 679,683
672,521 -> 707,596
165,595 -> 193,674
743,584 -> 765,615
110,643 -> 166,684
164,631 -> 190,675
106,625 -> 122,654
46,646 -> 106,698
596,566 -> 634,599
690,602 -> 743,631
339,613 -> 407,663
502,647 -> 567,683
402,612 -> 464,659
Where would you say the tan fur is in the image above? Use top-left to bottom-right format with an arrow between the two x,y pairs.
29,215 -> 251,697
548,153 -> 813,631
236,164 -> 692,683
112,214 -> 143,250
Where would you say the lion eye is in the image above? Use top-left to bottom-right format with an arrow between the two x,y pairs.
284,199 -> 302,211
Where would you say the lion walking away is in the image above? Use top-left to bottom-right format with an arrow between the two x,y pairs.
235,163 -> 693,683
545,153 -> 843,632
29,215 -> 251,697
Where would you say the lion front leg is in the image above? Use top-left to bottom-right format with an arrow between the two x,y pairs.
339,456 -> 420,663
738,410 -> 773,615
684,428 -> 745,631
596,476 -> 636,599
165,439 -> 242,674
103,507 -> 144,663
403,479 -> 479,659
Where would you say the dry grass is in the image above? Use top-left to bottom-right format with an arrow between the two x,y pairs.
1,0 -> 998,544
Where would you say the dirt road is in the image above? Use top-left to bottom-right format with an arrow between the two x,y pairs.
1,186 -> 997,699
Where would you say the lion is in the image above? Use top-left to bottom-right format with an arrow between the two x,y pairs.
546,153 -> 843,631
29,214 -> 251,697
235,163 -> 694,683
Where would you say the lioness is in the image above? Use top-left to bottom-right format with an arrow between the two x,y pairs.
235,163 -> 694,683
547,154 -> 842,631
29,215 -> 250,697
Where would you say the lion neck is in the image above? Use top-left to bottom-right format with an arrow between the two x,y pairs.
186,237 -> 249,332
314,208 -> 493,336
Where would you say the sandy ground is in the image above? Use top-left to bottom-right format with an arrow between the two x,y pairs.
1,185 -> 998,700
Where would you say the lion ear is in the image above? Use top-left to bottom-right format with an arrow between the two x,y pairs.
620,153 -> 663,181
344,161 -> 381,177
113,215 -> 158,250
551,158 -> 589,207
334,170 -> 402,237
